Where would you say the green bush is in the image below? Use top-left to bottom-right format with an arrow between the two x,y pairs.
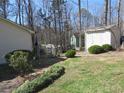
88,45 -> 105,54
65,50 -> 76,58
102,44 -> 113,52
5,50 -> 33,62
12,65 -> 65,93
5,50 -> 33,74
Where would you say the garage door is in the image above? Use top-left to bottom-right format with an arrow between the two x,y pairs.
85,31 -> 111,51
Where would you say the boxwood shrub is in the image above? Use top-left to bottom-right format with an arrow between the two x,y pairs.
88,45 -> 105,54
12,65 -> 65,93
65,49 -> 76,58
5,50 -> 33,74
102,44 -> 113,52
5,50 -> 33,62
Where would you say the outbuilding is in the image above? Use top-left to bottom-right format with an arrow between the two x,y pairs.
0,17 -> 34,64
70,33 -> 79,50
85,25 -> 121,51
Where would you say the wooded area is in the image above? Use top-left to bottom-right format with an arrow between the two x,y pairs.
0,0 -> 124,55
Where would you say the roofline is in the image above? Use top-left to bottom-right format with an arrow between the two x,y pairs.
0,17 -> 35,34
85,25 -> 117,33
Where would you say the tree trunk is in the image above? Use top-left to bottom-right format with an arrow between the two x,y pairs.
78,0 -> 82,50
109,0 -> 111,25
118,0 -> 121,28
3,0 -> 7,18
104,0 -> 108,25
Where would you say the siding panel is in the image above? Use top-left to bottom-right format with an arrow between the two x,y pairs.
0,20 -> 33,64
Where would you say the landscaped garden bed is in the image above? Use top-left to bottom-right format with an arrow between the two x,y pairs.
12,65 -> 65,93
0,52 -> 66,93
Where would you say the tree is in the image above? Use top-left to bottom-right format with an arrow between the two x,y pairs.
15,0 -> 22,25
35,0 -> 73,55
104,0 -> 109,25
78,0 -> 82,50
27,0 -> 34,30
0,0 -> 9,18
118,0 -> 122,28
108,0 -> 111,25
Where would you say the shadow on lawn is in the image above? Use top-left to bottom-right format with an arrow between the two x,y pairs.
0,57 -> 66,82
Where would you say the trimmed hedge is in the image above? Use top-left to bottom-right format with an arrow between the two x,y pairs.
65,50 -> 76,58
12,65 -> 65,93
88,45 -> 105,54
102,44 -> 113,52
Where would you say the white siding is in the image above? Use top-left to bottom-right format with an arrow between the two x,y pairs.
85,31 -> 111,51
0,19 -> 33,64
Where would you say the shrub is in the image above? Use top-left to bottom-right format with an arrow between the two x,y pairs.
88,45 -> 105,54
102,44 -> 113,52
65,49 -> 76,58
5,50 -> 33,62
5,50 -> 33,74
12,65 -> 65,93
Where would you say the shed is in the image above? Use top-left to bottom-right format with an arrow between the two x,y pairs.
70,32 -> 85,50
85,25 -> 120,51
70,33 -> 79,50
0,17 -> 34,64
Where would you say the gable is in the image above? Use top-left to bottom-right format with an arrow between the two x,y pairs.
86,29 -> 111,34
85,25 -> 117,33
0,17 -> 34,34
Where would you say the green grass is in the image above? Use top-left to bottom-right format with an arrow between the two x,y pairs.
39,54 -> 124,93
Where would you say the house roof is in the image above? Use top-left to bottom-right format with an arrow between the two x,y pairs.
85,25 -> 116,33
0,17 -> 35,34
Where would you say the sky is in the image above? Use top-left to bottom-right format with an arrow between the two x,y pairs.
9,0 -> 106,22
10,0 -> 104,12
8,0 -> 105,23
70,0 -> 104,16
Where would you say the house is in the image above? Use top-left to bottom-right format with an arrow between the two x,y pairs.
85,25 -> 120,51
70,32 -> 84,50
71,33 -> 79,50
0,17 -> 34,64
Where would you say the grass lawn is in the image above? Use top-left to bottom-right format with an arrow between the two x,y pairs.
39,52 -> 124,93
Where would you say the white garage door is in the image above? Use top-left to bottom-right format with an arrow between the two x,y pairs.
85,31 -> 111,51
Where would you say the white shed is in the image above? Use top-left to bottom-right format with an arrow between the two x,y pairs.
85,25 -> 120,51
0,17 -> 34,64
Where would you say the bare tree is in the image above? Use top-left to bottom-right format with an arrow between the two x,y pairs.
0,0 -> 9,18
27,0 -> 34,30
15,0 -> 22,25
104,0 -> 109,25
109,0 -> 111,25
118,0 -> 122,28
78,0 -> 82,50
